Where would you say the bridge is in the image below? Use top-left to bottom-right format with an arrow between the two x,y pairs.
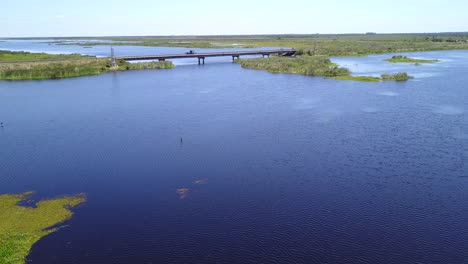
115,49 -> 297,65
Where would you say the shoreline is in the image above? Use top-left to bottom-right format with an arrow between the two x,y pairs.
0,47 -> 449,81
0,50 -> 174,81
0,192 -> 86,264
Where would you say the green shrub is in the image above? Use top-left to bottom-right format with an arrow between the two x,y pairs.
381,72 -> 411,81
237,55 -> 350,77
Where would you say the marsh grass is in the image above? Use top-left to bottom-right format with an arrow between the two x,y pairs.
52,34 -> 468,56
0,58 -> 110,80
333,76 -> 382,82
0,50 -> 84,62
385,55 -> 439,63
0,192 -> 86,264
121,61 -> 174,70
237,56 -> 350,77
0,53 -> 174,80
238,56 -> 412,82
381,72 -> 412,81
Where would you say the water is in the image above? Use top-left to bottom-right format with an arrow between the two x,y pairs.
1,41 -> 468,263
0,39 -> 273,65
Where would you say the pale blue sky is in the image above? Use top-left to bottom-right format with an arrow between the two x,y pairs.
2,0 -> 467,37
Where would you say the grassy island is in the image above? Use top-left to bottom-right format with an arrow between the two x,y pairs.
237,56 -> 350,77
0,192 -> 86,264
381,72 -> 412,81
0,50 -> 174,80
237,55 -> 412,82
335,72 -> 412,82
0,50 -> 84,62
385,55 -> 439,63
333,76 -> 382,82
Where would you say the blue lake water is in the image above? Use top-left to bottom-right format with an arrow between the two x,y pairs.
0,40 -> 467,263
0,39 -> 273,65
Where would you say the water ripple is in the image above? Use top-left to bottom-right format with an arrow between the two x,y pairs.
433,105 -> 464,115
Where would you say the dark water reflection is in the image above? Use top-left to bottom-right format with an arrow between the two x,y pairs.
0,50 -> 467,264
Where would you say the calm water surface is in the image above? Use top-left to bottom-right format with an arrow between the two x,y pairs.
0,42 -> 467,263
0,39 -> 272,64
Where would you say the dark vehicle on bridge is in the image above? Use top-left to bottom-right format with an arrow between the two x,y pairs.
186,50 -> 196,54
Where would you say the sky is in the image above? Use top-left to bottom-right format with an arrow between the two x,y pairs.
1,0 -> 468,37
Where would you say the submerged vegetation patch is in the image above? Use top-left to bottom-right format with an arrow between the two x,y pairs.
0,51 -> 174,80
176,188 -> 190,200
0,192 -> 86,264
385,55 -> 439,63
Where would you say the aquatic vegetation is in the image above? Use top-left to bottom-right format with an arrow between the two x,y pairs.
333,75 -> 381,82
193,179 -> 208,185
176,179 -> 208,199
0,50 -> 84,62
0,51 -> 174,80
335,73 -> 412,82
0,192 -> 86,264
51,33 -> 468,56
238,56 -> 411,82
122,61 -> 174,70
237,56 -> 350,77
0,58 -> 112,80
176,188 -> 190,199
381,72 -> 412,81
385,55 -> 439,63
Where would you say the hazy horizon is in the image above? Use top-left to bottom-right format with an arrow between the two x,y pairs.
2,32 -> 468,39
2,0 -> 468,38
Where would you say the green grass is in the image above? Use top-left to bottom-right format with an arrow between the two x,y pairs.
333,75 -> 382,82
0,58 -> 112,80
0,51 -> 174,80
381,72 -> 412,81
0,50 -> 84,62
237,55 -> 412,82
237,55 -> 350,77
44,33 -> 468,56
333,73 -> 412,82
385,55 -> 439,63
120,60 -> 174,70
0,192 -> 86,264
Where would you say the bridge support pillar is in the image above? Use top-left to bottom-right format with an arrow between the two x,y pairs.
232,55 -> 239,62
198,57 -> 205,65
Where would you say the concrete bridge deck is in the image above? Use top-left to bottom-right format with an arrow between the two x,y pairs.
116,49 -> 296,64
